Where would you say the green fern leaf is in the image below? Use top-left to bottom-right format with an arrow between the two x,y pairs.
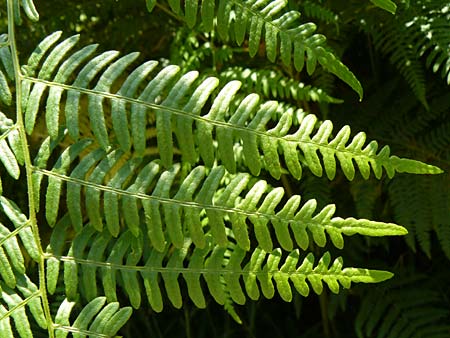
355,278 -> 450,338
45,214 -> 71,295
22,34 -> 441,181
53,297 -> 132,338
50,228 -> 396,312
0,71 -> 12,106
389,174 -> 450,260
0,222 -> 26,288
370,0 -> 397,14
39,148 -> 408,252
9,0 -> 39,24
149,0 -> 363,97
0,34 -> 14,80
0,305 -> 14,338
0,112 -> 21,180
145,0 -> 157,12
0,131 -> 20,181
0,285 -> 34,338
0,275 -> 47,338
45,138 -> 92,226
0,196 -> 40,262
45,43 -> 99,138
220,67 -> 343,103
301,1 -> 339,24
112,60 -> 158,152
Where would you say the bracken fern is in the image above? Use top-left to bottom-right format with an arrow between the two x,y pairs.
0,0 -> 446,337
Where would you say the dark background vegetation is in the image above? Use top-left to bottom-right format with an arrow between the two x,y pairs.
1,1 -> 449,337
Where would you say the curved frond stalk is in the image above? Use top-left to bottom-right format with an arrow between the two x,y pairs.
53,297 -> 132,338
220,67 -> 343,104
46,228 -> 394,312
21,34 -> 441,181
38,149 -> 407,252
155,0 -> 363,97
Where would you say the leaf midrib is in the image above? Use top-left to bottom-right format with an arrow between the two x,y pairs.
24,76 -> 385,163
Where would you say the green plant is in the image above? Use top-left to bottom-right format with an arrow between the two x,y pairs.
0,0 -> 446,337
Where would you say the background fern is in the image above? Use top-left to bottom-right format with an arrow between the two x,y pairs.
0,0 -> 448,337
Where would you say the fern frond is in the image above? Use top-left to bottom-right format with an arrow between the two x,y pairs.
0,36 -> 13,107
298,172 -> 332,210
355,278 -> 450,338
371,20 -> 428,107
0,196 -> 40,262
0,34 -> 14,81
350,178 -> 380,220
389,173 -> 450,260
0,274 -> 47,338
46,227 -> 394,312
37,147 -> 408,252
0,221 -> 26,288
9,0 -> 39,24
53,297 -> 132,338
300,1 -> 339,25
220,67 -> 343,103
22,33 -> 441,182
413,1 -> 450,85
155,0 -> 363,96
367,0 -> 450,107
0,112 -> 21,181
169,28 -> 233,72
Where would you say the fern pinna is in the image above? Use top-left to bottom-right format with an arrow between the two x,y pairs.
0,0 -> 445,337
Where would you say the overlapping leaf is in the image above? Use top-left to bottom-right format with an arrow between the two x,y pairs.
152,0 -> 363,97
0,275 -> 46,338
53,297 -> 132,338
220,67 -> 343,103
22,33 -> 442,183
0,112 -> 21,185
35,147 -> 407,252
46,227 -> 394,312
11,0 -> 39,23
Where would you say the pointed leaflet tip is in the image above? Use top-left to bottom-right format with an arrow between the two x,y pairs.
391,157 -> 444,175
370,0 -> 397,14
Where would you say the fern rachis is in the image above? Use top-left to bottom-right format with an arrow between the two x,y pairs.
0,0 -> 446,337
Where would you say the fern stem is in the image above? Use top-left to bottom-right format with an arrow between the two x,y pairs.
281,174 -> 294,197
319,289 -> 331,337
6,1 -> 55,336
312,243 -> 331,337
19,75 -> 375,163
155,2 -> 184,22
184,303 -> 192,338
